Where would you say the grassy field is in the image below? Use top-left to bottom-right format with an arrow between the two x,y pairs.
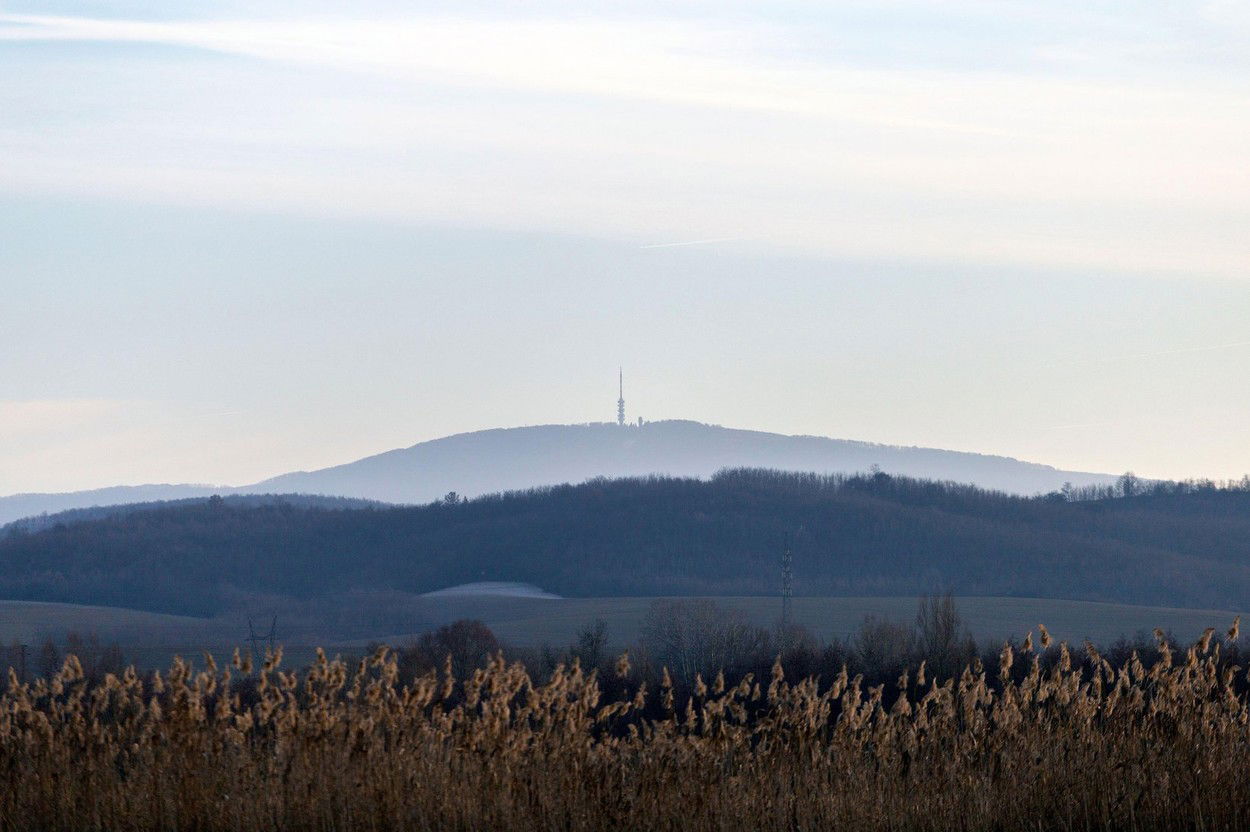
0,602 -> 325,670
2,592 -> 1240,669
0,601 -> 219,646
383,595 -> 1249,650
0,596 -> 1244,669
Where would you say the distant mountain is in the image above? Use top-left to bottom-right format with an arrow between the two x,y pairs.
0,420 -> 1119,525
252,421 -> 1119,503
2,470 -> 1247,617
2,493 -> 387,534
0,485 -> 227,527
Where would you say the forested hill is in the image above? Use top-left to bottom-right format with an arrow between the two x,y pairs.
2,470 -> 1250,616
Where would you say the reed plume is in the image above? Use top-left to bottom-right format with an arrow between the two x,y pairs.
1,619 -> 1249,831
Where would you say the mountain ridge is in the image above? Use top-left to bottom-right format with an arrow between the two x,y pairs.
0,420 -> 1119,525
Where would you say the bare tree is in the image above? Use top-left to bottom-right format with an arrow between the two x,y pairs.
639,599 -> 770,684
854,616 -> 914,682
572,619 -> 609,669
915,592 -> 976,682
398,619 -> 500,679
36,638 -> 60,679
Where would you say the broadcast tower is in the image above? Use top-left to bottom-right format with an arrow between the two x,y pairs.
617,368 -> 625,426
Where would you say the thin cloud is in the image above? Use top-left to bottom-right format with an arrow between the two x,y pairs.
0,13 -> 1199,133
2,11 -> 1249,276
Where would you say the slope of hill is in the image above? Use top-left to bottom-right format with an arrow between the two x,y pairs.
1,470 -> 1247,617
0,420 -> 1119,524
252,420 -> 1118,503
0,485 -> 227,527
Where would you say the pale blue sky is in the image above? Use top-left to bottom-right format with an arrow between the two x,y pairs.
2,1 -> 1248,492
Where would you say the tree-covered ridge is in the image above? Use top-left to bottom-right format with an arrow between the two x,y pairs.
1,493 -> 387,535
2,469 -> 1250,617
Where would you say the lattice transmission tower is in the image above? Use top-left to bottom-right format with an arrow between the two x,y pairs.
781,533 -> 793,635
617,368 -> 625,426
247,615 -> 277,663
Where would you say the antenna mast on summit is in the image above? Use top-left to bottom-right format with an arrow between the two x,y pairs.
617,368 -> 625,426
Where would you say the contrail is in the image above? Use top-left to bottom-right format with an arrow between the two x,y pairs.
639,237 -> 737,249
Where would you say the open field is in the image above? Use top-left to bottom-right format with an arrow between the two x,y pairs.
0,602 -> 326,670
1,596 -> 1245,669
0,601 -> 220,646
373,594 -> 1250,651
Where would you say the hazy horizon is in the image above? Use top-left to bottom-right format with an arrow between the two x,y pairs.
4,1 -> 1248,493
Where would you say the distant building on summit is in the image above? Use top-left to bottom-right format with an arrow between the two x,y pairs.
617,368 -> 626,426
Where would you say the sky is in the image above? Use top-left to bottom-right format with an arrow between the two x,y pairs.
2,0 -> 1249,493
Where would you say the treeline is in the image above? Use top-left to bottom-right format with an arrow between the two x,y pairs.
384,594 -> 1209,710
1,493 -> 383,535
1060,471 -> 1250,502
5,595 -> 1231,725
0,631 -> 126,684
4,469 -> 1250,615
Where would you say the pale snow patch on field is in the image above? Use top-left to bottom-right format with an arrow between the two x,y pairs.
421,582 -> 561,600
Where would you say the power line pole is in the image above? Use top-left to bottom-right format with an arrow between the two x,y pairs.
781,533 -> 793,640
247,617 -> 260,661
247,615 -> 278,665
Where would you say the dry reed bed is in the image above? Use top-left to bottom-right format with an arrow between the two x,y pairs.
2,624 -> 1250,831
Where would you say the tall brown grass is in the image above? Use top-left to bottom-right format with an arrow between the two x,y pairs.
3,625 -> 1250,831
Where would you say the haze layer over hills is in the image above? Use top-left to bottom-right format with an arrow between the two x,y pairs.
0,421 -> 1118,524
